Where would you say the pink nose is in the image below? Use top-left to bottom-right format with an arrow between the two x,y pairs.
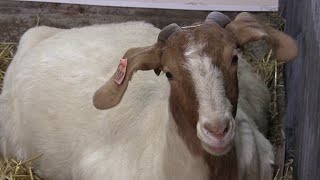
203,121 -> 230,139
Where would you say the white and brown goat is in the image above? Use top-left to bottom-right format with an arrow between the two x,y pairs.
0,12 -> 298,180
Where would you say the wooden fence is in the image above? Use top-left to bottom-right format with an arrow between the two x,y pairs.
280,0 -> 320,179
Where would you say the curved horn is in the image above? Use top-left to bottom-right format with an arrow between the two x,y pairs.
205,12 -> 231,27
157,23 -> 181,42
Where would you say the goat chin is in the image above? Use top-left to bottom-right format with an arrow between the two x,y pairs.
0,22 -> 273,180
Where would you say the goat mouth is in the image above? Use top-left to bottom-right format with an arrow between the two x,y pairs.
201,141 -> 233,156
196,123 -> 235,156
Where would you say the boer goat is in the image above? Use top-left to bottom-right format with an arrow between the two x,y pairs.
0,12 -> 298,180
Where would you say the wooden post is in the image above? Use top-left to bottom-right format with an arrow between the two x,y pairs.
279,0 -> 320,179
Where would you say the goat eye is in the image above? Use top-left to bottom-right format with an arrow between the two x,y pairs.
165,72 -> 173,79
232,55 -> 238,65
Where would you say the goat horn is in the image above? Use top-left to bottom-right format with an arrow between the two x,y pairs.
157,23 -> 181,42
205,12 -> 231,27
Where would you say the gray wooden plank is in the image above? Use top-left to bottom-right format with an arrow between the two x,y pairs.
280,0 -> 320,179
20,0 -> 279,11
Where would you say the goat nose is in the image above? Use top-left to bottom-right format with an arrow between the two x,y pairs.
203,121 -> 230,139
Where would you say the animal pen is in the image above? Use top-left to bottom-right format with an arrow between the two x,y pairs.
0,0 -> 319,180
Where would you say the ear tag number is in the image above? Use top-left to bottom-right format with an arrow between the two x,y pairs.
114,58 -> 127,85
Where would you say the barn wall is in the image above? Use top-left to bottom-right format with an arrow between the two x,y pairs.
21,0 -> 278,11
280,0 -> 320,179
0,1 -> 239,42
1,1 -> 275,43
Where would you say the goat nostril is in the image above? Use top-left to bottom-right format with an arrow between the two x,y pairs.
223,123 -> 230,134
203,122 -> 230,139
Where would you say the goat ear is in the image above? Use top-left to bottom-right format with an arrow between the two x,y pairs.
93,44 -> 161,110
226,12 -> 298,62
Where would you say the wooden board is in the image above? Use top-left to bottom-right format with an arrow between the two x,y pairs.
280,0 -> 320,179
20,0 -> 278,11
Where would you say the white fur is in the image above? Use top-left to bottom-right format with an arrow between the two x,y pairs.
184,43 -> 232,113
0,22 -> 273,180
185,43 -> 235,155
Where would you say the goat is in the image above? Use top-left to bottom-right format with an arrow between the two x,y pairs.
0,12 -> 298,180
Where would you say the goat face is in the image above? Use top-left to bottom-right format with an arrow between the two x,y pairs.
93,12 -> 298,156
158,22 -> 239,156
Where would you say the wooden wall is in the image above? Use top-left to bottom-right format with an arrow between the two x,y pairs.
0,1 -> 213,42
280,0 -> 320,179
22,0 -> 278,11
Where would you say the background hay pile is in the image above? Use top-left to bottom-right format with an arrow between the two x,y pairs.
243,13 -> 294,180
0,13 -> 293,179
244,47 -> 293,180
0,43 -> 15,91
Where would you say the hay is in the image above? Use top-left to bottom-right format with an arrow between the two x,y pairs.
248,49 -> 285,143
0,43 -> 16,92
0,155 -> 42,180
243,13 -> 294,180
247,49 -> 293,180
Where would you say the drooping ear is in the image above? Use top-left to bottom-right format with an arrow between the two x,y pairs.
226,12 -> 298,62
93,23 -> 182,110
93,45 -> 162,110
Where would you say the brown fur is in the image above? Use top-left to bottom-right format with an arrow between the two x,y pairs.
226,12 -> 298,62
161,23 -> 239,179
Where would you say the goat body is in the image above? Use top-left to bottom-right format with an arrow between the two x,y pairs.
0,22 -> 273,180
